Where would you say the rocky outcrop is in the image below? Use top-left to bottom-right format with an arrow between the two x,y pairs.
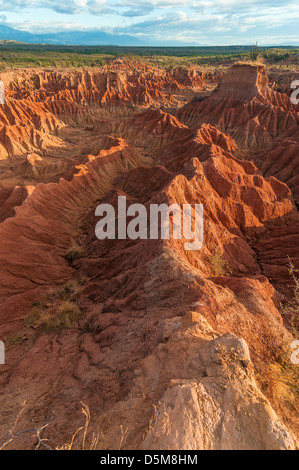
142,332 -> 295,450
177,63 -> 299,150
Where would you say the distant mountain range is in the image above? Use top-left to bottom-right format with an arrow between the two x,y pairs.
0,24 -> 143,46
0,24 -> 298,48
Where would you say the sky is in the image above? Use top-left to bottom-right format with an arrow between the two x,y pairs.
0,0 -> 298,46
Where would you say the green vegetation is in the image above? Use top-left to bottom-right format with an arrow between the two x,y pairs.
0,44 -> 297,71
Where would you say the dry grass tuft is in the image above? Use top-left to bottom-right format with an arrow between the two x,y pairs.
56,403 -> 99,450
0,401 -> 52,450
25,278 -> 85,332
0,402 -> 99,451
65,243 -> 86,264
39,301 -> 81,331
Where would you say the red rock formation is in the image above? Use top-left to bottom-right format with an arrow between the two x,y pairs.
0,63 -> 298,450
254,127 -> 299,207
177,63 -> 299,149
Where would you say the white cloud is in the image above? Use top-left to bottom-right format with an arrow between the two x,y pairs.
0,0 -> 298,45
0,0 -> 107,15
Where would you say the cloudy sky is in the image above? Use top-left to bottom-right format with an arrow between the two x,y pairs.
0,0 -> 298,45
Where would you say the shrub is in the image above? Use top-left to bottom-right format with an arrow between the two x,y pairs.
65,243 -> 86,264
55,279 -> 83,302
30,74 -> 39,87
126,102 -> 136,111
207,252 -> 232,276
